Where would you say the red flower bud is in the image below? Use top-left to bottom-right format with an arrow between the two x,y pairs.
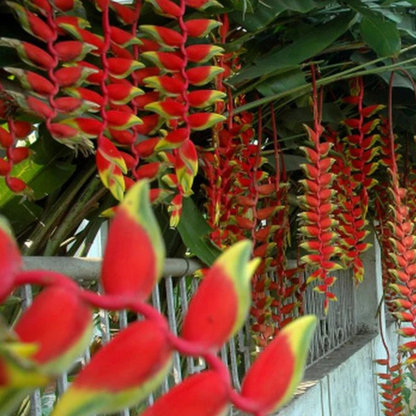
54,41 -> 96,62
7,177 -> 27,193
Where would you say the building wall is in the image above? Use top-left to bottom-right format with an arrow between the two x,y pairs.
276,235 -> 401,416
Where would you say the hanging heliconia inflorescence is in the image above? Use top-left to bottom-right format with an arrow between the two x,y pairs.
298,66 -> 340,314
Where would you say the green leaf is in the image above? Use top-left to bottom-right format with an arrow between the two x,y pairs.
271,0 -> 334,13
178,197 -> 222,266
360,14 -> 401,57
228,12 -> 356,86
256,68 -> 306,97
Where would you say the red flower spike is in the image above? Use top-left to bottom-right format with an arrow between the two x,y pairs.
145,99 -> 185,119
182,240 -> 260,352
168,193 -> 182,227
135,138 -> 159,158
145,0 -> 182,18
134,114 -> 161,135
0,38 -> 54,70
136,162 -> 164,181
132,91 -> 160,110
54,66 -> 98,88
110,26 -> 142,48
0,217 -> 21,304
55,41 -> 97,62
97,137 -> 127,174
186,66 -> 224,86
64,87 -> 104,108
58,24 -> 105,56
133,67 -> 160,85
55,97 -> 99,115
15,286 -> 93,375
4,68 -> 54,96
178,139 -> 198,178
241,316 -> 317,414
55,16 -> 90,33
22,95 -> 53,119
108,58 -> 144,79
142,371 -> 229,416
144,75 -> 184,96
188,113 -> 226,131
109,2 -> 138,25
140,25 -> 183,49
7,177 -> 27,193
110,128 -> 135,145
106,110 -> 142,130
7,2 -> 54,42
60,117 -> 103,137
49,123 -> 94,153
184,19 -> 222,37
76,61 -> 104,84
175,156 -> 194,196
106,83 -> 144,105
185,0 -> 222,10
142,51 -> 184,72
187,90 -> 225,108
156,128 -> 188,151
186,45 -> 223,64
101,180 -> 165,299
96,152 -> 125,201
51,320 -> 173,416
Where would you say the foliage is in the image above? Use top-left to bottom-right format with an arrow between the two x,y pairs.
1,0 -> 416,414
0,180 -> 317,415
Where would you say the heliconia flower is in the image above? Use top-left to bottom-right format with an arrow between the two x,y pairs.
49,123 -> 94,153
101,180 -> 165,298
134,114 -> 161,135
182,240 -> 260,352
150,188 -> 172,204
7,2 -> 54,42
0,159 -> 11,175
168,193 -> 182,227
241,316 -> 317,414
139,38 -> 162,53
185,0 -> 222,10
132,91 -> 160,110
135,162 -> 165,181
60,117 -> 103,137
26,0 -> 52,14
133,67 -> 160,85
178,139 -> 198,178
51,320 -> 172,416
0,217 -> 21,304
11,94 -> 53,120
142,51 -> 184,72
135,137 -> 158,158
57,24 -> 104,55
64,87 -> 104,108
0,127 -> 13,148
55,97 -> 99,115
7,177 -> 27,193
55,15 -> 90,32
105,110 -> 142,131
0,38 -> 54,70
184,19 -> 221,37
140,25 -> 183,49
109,1 -> 139,25
186,66 -> 224,86
188,113 -> 226,131
162,173 -> 178,188
96,150 -> 125,201
156,128 -> 188,151
175,155 -> 193,196
109,128 -> 135,145
143,75 -> 184,96
55,41 -> 97,62
4,68 -> 54,96
54,66 -> 97,88
107,58 -> 144,79
97,137 -> 127,173
186,45 -> 223,64
145,0 -> 181,18
15,285 -> 92,375
142,371 -> 229,416
13,121 -> 33,138
54,0 -> 75,12
145,99 -> 185,119
75,61 -> 104,84
187,90 -> 225,108
106,83 -> 143,105
110,26 -> 142,48
8,147 -> 30,164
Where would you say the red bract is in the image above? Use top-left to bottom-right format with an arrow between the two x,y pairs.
15,286 -> 92,374
5,68 -> 54,96
184,19 -> 221,37
101,181 -> 165,299
52,320 -> 173,415
54,41 -> 96,62
142,371 -> 229,416
0,218 -> 21,303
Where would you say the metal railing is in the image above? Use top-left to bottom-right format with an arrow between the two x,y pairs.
19,259 -> 356,415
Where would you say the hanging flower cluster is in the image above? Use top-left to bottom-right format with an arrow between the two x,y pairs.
298,68 -> 340,313
0,180 -> 317,415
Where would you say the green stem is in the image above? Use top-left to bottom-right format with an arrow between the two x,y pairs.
23,160 -> 97,255
43,176 -> 103,256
